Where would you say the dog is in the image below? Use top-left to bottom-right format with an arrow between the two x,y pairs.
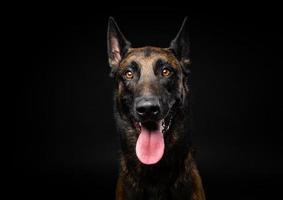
107,17 -> 205,200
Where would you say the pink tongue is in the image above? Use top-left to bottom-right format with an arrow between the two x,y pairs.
135,122 -> 165,165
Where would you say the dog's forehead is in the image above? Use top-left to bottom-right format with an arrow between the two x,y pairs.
120,47 -> 180,68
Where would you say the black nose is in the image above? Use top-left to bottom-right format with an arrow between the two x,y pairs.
136,97 -> 160,119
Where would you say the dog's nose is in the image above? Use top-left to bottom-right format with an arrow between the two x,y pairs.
136,98 -> 160,119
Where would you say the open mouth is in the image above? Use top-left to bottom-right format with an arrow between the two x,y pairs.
135,118 -> 172,165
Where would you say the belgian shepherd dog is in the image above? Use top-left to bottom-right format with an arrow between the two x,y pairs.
107,17 -> 205,200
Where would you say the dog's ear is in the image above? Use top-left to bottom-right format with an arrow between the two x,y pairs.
107,17 -> 131,74
169,17 -> 191,75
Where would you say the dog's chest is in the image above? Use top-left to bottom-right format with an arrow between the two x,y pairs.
124,176 -> 192,200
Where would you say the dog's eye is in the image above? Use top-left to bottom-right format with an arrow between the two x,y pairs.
124,70 -> 134,80
162,68 -> 171,77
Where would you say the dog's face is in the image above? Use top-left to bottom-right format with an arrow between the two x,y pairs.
107,17 -> 191,165
117,47 -> 182,123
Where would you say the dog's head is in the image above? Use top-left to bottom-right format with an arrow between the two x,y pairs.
107,17 -> 191,165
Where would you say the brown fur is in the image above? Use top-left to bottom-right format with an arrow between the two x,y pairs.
107,17 -> 206,200
116,148 -> 206,200
114,48 -> 206,199
120,47 -> 180,70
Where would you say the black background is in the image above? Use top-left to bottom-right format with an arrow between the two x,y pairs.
12,5 -> 282,200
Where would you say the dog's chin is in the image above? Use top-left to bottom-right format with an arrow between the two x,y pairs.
134,118 -> 171,165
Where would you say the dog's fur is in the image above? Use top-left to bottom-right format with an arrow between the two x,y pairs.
107,17 -> 205,200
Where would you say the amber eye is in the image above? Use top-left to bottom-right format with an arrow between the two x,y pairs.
124,70 -> 134,80
162,68 -> 171,77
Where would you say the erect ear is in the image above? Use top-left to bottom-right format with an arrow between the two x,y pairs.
169,17 -> 191,75
107,17 -> 131,72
